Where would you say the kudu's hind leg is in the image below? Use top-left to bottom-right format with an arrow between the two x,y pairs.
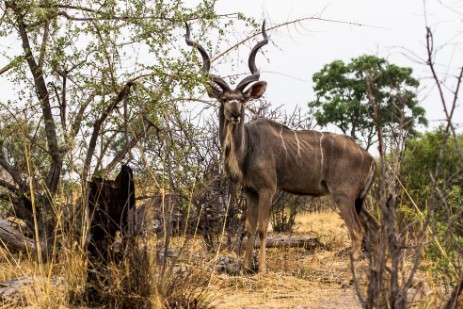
334,194 -> 365,260
243,190 -> 259,273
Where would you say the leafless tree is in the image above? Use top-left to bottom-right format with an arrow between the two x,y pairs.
352,20 -> 463,308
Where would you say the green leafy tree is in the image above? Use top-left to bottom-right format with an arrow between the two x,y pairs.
308,55 -> 428,150
0,0 -> 252,260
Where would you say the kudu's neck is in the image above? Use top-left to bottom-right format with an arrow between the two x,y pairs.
219,104 -> 246,182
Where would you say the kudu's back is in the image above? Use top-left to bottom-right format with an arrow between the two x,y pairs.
242,118 -> 376,199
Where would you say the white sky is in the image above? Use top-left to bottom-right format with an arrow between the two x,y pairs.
1,0 -> 460,133
212,0 -> 463,131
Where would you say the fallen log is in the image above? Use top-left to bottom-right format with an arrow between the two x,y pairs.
0,218 -> 36,255
254,235 -> 329,250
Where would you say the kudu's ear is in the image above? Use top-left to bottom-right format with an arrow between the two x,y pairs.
205,83 -> 223,99
243,81 -> 267,101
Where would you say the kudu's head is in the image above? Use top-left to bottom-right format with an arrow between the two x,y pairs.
185,22 -> 269,124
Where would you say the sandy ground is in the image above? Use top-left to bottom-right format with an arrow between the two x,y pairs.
208,211 -> 365,308
210,272 -> 361,308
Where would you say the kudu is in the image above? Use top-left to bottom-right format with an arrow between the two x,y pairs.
186,22 -> 376,273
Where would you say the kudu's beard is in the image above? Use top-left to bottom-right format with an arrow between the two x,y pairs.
228,117 -> 241,124
224,111 -> 242,124
222,123 -> 244,183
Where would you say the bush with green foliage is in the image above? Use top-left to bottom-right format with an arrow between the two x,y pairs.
309,55 -> 428,150
400,127 -> 463,285
401,127 -> 463,212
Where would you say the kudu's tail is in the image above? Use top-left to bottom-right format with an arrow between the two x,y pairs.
355,161 -> 376,212
355,161 -> 378,230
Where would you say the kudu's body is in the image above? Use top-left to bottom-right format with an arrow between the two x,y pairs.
186,22 -> 376,273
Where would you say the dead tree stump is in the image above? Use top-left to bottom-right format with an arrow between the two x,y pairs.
86,165 -> 149,307
87,164 -> 135,265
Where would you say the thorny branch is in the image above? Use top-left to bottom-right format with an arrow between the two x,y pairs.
353,70 -> 428,308
426,27 -> 463,164
50,5 -> 239,23
99,75 -> 178,176
425,26 -> 463,309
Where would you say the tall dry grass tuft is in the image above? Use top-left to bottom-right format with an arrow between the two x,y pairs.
85,243 -> 152,308
1,188 -> 84,307
153,259 -> 215,309
148,220 -> 219,308
0,224 -> 87,307
0,172 -> 218,305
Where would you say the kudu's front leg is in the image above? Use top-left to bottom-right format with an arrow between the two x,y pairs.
257,189 -> 274,273
243,190 -> 258,273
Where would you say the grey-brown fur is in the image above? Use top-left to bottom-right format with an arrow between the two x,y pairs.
186,22 -> 376,273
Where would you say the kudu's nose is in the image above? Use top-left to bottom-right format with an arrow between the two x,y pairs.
231,111 -> 241,122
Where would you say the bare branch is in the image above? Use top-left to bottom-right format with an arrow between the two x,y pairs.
82,81 -> 134,181
0,178 -> 17,193
211,16 -> 375,63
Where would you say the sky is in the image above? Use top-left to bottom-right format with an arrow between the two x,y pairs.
209,0 -> 462,132
0,0 -> 460,133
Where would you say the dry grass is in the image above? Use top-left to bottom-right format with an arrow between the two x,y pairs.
208,210 -> 449,308
1,210 -> 352,308
0,260 -> 70,308
294,209 -> 351,246
0,209 -> 447,308
208,209 -> 362,308
209,262 -> 361,308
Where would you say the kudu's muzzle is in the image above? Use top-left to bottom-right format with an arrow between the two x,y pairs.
230,111 -> 241,123
224,100 -> 242,124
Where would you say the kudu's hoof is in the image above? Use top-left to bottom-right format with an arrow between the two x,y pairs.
242,267 -> 258,275
242,259 -> 259,275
